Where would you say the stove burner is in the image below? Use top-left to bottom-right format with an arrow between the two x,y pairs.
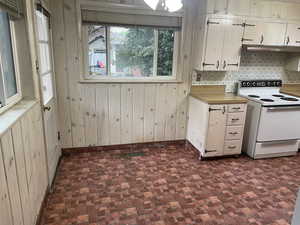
248,95 -> 260,98
260,98 -> 274,102
272,94 -> 285,97
280,97 -> 299,102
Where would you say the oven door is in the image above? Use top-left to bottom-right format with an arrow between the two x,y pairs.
257,106 -> 300,142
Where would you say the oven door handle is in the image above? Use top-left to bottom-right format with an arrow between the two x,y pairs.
267,106 -> 300,111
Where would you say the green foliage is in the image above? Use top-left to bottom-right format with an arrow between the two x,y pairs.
157,29 -> 174,76
116,27 -> 174,76
116,27 -> 154,76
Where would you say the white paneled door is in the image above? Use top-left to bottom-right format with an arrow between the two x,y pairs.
35,4 -> 60,186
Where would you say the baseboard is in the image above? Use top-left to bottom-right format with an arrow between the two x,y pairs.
62,140 -> 186,155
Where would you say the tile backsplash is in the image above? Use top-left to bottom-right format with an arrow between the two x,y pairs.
192,51 -> 300,92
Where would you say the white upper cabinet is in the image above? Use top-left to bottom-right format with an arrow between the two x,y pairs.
261,22 -> 286,46
202,19 -> 224,71
243,20 -> 286,46
227,0 -> 251,16
285,3 -> 300,20
200,0 -> 300,20
220,19 -> 244,71
286,24 -> 300,46
242,20 -> 264,45
198,18 -> 244,71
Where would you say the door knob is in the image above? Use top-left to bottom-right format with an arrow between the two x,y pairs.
43,106 -> 51,111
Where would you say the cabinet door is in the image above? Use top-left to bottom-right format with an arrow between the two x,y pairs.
243,20 -> 264,45
203,19 -> 224,71
214,0 -> 228,14
227,0 -> 251,15
261,22 -> 286,46
286,3 -> 300,20
286,24 -> 300,46
220,19 -> 244,71
205,105 -> 227,156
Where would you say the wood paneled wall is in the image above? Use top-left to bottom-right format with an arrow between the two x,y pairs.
51,0 -> 195,148
0,103 -> 48,225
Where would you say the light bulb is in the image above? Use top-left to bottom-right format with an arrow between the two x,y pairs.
144,0 -> 159,10
165,0 -> 183,12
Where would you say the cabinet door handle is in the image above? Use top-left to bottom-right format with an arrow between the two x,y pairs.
205,149 -> 217,153
228,145 -> 237,149
216,60 -> 220,69
242,38 -> 254,42
223,60 -> 226,69
260,35 -> 264,44
243,23 -> 256,27
229,132 -> 238,135
227,63 -> 239,67
209,108 -> 221,112
232,118 -> 240,121
202,62 -> 215,67
232,23 -> 244,26
222,106 -> 226,114
232,107 -> 241,110
207,20 -> 220,25
286,36 -> 290,45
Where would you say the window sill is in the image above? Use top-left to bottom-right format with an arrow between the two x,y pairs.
79,78 -> 183,84
0,99 -> 38,138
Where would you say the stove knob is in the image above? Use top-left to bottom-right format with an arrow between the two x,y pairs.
247,82 -> 251,87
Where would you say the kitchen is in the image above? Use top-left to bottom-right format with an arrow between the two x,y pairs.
1,0 -> 300,225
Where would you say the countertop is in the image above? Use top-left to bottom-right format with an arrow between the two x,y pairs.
190,85 -> 248,104
280,84 -> 300,97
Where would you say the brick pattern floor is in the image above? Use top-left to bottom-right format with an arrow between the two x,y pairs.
40,142 -> 300,225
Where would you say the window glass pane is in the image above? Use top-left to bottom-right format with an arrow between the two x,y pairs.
88,25 -> 107,76
0,12 -> 17,98
157,29 -> 175,76
38,43 -> 51,74
110,26 -> 154,77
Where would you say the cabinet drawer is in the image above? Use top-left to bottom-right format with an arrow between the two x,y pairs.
224,140 -> 241,155
227,112 -> 244,126
228,104 -> 246,113
225,126 -> 243,140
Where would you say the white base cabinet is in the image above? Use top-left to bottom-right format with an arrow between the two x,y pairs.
187,96 -> 247,158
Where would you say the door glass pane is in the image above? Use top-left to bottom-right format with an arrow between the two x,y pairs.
38,43 -> 50,74
0,12 -> 17,98
110,26 -> 155,77
87,25 -> 107,76
36,10 -> 54,104
36,10 -> 48,42
41,73 -> 53,105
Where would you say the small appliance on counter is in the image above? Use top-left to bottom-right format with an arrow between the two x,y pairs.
238,79 -> 300,159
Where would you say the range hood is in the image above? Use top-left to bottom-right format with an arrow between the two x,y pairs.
243,44 -> 300,53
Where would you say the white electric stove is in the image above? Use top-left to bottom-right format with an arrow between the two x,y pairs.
238,79 -> 300,159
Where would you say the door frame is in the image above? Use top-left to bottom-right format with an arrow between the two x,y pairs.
32,1 -> 61,188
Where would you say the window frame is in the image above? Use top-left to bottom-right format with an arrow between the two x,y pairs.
0,17 -> 22,114
81,24 -> 181,82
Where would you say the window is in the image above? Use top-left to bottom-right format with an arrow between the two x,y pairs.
0,11 -> 21,110
84,24 -> 179,79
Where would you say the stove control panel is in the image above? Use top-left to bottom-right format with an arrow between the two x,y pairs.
240,80 -> 282,88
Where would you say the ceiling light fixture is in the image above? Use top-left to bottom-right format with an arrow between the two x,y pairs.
144,0 -> 159,10
144,0 -> 183,12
